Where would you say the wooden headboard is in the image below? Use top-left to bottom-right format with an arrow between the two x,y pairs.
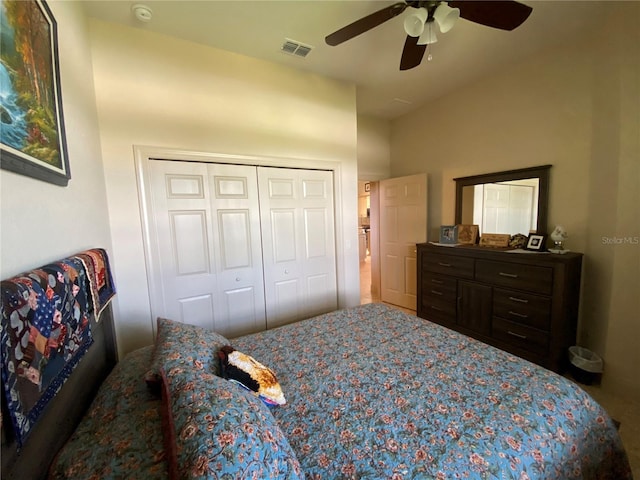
1,305 -> 118,479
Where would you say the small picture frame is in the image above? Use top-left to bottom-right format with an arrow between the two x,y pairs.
526,233 -> 547,251
439,225 -> 458,244
364,182 -> 370,192
457,224 -> 479,245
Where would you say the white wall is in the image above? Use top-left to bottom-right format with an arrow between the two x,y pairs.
390,4 -> 639,396
357,114 -> 391,180
88,20 -> 360,355
0,3 -> 111,278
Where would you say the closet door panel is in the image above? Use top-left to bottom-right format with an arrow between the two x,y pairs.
148,160 -> 219,331
208,164 -> 266,337
259,167 -> 337,327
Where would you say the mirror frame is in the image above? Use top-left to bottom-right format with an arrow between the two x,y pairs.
454,165 -> 552,235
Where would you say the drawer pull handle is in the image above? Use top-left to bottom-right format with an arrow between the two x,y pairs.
430,305 -> 443,311
431,279 -> 444,285
499,272 -> 518,278
430,290 -> 443,296
507,330 -> 528,340
509,311 -> 529,319
438,262 -> 452,267
509,296 -> 529,304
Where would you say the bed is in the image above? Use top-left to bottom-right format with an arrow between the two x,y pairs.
38,302 -> 631,480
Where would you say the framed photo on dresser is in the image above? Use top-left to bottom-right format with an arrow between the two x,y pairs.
457,224 -> 479,245
526,233 -> 547,251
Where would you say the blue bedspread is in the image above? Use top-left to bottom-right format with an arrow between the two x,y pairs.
232,303 -> 631,480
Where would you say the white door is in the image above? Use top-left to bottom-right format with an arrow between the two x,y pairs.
379,173 -> 427,310
147,160 -> 266,337
258,167 -> 338,328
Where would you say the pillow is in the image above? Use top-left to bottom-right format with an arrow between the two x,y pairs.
145,317 -> 230,387
218,345 -> 286,406
161,366 -> 303,480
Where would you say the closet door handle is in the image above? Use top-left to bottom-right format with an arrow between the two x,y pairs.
438,262 -> 452,267
509,311 -> 529,319
430,290 -> 443,296
499,272 -> 518,278
431,279 -> 444,285
430,305 -> 443,312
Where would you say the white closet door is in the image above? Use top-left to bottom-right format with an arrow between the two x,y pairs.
147,160 -> 266,337
258,167 -> 337,328
208,164 -> 266,337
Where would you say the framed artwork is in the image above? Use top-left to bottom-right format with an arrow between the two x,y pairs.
526,233 -> 547,251
0,0 -> 70,186
456,224 -> 479,245
479,233 -> 511,248
439,225 -> 458,244
364,182 -> 370,192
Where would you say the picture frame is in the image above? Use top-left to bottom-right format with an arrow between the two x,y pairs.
526,233 -> 547,251
364,182 -> 370,192
456,224 -> 479,245
479,233 -> 511,248
0,0 -> 70,186
439,225 -> 458,244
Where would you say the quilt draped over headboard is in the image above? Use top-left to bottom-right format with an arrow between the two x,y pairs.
0,248 -> 115,447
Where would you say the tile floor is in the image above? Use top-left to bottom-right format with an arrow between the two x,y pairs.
359,256 -> 639,477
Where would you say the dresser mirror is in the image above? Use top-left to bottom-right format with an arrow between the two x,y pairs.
454,165 -> 551,236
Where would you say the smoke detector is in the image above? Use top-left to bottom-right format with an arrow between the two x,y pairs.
132,4 -> 153,23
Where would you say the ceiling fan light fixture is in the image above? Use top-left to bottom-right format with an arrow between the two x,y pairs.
417,20 -> 438,45
433,3 -> 460,33
403,7 -> 428,37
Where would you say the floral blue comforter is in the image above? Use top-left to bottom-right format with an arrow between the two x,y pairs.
232,303 -> 631,480
50,303 -> 631,479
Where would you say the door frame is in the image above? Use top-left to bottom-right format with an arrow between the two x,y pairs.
134,145 -> 348,336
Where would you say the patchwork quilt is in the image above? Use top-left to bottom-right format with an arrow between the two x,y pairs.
1,249 -> 115,446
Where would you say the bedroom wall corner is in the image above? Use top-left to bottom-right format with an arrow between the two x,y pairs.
588,3 -> 640,398
0,2 -> 112,279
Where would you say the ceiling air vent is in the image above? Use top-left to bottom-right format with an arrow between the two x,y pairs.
281,39 -> 313,58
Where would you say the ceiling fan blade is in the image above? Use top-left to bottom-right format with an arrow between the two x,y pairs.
400,35 -> 427,71
325,2 -> 408,46
449,1 -> 533,31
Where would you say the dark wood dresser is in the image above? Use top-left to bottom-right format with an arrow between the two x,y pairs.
416,243 -> 583,373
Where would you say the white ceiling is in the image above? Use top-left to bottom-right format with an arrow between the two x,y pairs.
82,0 -> 607,119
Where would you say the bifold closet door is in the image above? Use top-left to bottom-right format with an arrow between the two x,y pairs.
258,167 -> 338,328
147,160 -> 266,337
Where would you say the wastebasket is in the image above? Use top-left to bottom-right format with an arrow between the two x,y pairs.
568,346 -> 603,385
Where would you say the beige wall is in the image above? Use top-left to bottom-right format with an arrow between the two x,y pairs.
357,114 -> 391,181
0,3 -> 111,278
88,20 -> 360,355
390,4 -> 639,396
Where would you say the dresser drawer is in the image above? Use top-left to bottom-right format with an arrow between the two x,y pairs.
493,289 -> 551,331
492,317 -> 549,355
421,272 -> 457,301
420,297 -> 456,326
476,260 -> 552,295
422,253 -> 474,279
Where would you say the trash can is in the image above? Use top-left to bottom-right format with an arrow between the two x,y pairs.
568,346 -> 603,385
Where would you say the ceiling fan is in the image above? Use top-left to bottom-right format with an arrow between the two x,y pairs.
325,1 -> 533,70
